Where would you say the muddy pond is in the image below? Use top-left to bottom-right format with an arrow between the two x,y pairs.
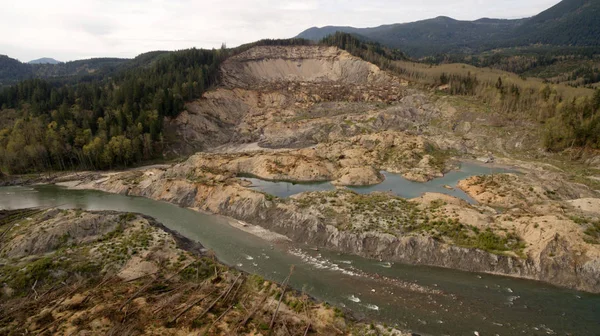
242,162 -> 514,203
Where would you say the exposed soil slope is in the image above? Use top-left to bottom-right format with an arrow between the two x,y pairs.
0,208 -> 406,336
166,46 -> 420,154
221,46 -> 394,87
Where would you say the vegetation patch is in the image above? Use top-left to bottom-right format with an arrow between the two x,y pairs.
570,215 -> 600,244
295,190 -> 526,256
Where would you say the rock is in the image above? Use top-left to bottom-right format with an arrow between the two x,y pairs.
476,156 -> 494,163
402,171 -> 429,182
455,121 -> 472,133
332,166 -> 383,186
117,257 -> 159,282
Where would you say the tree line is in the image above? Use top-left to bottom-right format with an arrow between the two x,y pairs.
0,47 -> 226,173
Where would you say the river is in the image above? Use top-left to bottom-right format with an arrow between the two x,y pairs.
1,185 -> 599,335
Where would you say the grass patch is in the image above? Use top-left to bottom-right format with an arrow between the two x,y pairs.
570,216 -> 600,244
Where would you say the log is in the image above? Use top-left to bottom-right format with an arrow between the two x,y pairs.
168,286 -> 215,325
269,266 -> 295,331
120,261 -> 194,311
207,304 -> 234,333
119,276 -> 158,311
195,274 -> 242,321
236,292 -> 269,331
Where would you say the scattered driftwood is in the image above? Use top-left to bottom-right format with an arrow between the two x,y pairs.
49,283 -> 84,311
31,278 -> 39,299
82,274 -> 116,305
119,276 -> 158,312
227,276 -> 245,304
165,261 -> 195,282
35,310 -> 77,335
120,261 -> 194,312
236,292 -> 269,332
195,274 -> 242,321
303,294 -> 311,336
168,286 -> 215,325
269,265 -> 295,331
124,273 -> 153,283
207,303 -> 234,333
283,321 -> 292,336
36,283 -> 64,301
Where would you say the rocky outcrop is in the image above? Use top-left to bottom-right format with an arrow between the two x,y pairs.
175,130 -> 447,185
332,166 -> 383,186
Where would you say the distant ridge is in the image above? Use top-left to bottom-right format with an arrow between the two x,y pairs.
296,0 -> 600,56
28,57 -> 61,64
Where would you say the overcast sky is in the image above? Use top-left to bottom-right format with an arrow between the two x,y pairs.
1,0 -> 561,62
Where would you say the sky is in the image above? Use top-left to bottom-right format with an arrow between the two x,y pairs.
1,0 -> 561,62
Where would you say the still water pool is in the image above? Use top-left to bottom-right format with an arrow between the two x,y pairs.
243,162 -> 514,203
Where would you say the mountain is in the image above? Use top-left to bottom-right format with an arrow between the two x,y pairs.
511,0 -> 600,46
28,57 -> 61,64
296,0 -> 600,57
297,18 -> 524,56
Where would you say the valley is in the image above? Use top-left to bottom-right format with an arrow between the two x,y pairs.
2,4 -> 600,333
4,44 -> 599,291
72,45 -> 600,295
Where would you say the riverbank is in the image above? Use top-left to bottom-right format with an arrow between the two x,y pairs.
0,208 -> 409,335
2,151 -> 600,293
2,185 -> 599,335
15,154 -> 593,293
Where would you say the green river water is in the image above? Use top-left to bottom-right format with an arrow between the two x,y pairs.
0,185 -> 598,336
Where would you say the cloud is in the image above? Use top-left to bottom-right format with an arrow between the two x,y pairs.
0,0 -> 561,61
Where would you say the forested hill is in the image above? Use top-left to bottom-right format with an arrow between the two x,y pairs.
0,53 -> 169,86
28,58 -> 61,64
296,0 -> 600,57
299,17 -> 523,57
511,0 -> 600,46
0,48 -> 225,174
